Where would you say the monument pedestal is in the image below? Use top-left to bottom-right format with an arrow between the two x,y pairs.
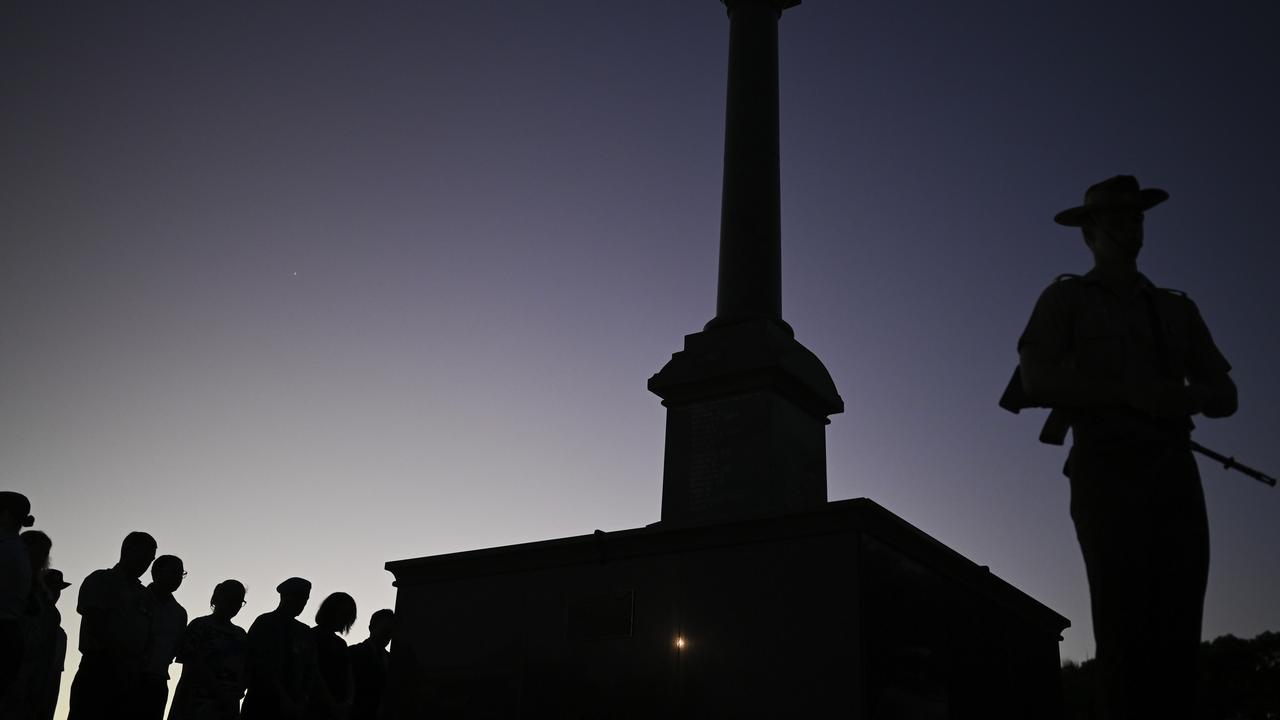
385,499 -> 1068,718
649,319 -> 842,526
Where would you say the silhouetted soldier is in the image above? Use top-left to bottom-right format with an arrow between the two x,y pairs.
35,569 -> 71,720
137,555 -> 188,719
305,592 -> 357,720
1012,175 -> 1238,719
0,492 -> 35,696
68,531 -> 158,720
170,579 -> 249,720
348,609 -> 394,720
242,577 -> 316,720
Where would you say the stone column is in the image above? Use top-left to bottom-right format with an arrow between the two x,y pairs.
709,0 -> 798,331
649,0 -> 842,528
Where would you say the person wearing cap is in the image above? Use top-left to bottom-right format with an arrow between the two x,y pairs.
1013,175 -> 1238,718
7,560 -> 71,720
0,492 -> 35,696
34,569 -> 71,720
242,577 -> 317,720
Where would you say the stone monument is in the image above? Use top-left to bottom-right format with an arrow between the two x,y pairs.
385,2 -> 1069,717
648,0 -> 841,528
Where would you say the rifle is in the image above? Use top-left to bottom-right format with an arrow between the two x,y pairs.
1000,367 -> 1277,487
1189,441 -> 1277,487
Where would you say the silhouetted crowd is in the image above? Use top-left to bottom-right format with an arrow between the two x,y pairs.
1,491 -> 395,720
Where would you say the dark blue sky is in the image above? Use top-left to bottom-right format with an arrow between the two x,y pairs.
3,3 -> 1278,711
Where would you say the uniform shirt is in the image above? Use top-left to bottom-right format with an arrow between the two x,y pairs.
1018,270 -> 1231,448
143,589 -> 189,678
76,566 -> 152,664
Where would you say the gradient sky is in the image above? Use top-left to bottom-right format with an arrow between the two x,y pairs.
3,2 -> 1278,716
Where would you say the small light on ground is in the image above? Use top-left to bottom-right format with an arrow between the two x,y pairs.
675,636 -> 686,649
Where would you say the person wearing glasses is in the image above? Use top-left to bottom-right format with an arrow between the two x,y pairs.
137,555 -> 189,719
170,579 -> 249,720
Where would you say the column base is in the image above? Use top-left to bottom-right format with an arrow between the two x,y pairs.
648,319 -> 843,526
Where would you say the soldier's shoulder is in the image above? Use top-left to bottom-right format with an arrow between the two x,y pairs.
1150,283 -> 1208,325
1035,273 -> 1088,303
1153,283 -> 1197,309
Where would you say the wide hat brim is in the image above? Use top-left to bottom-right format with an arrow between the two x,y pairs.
1054,187 -> 1168,227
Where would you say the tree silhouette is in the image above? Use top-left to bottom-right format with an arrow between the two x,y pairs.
1060,631 -> 1280,719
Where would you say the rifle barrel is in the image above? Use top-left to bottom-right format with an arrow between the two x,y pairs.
1190,441 -> 1277,487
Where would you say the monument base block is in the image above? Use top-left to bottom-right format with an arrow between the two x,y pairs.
385,499 -> 1068,719
648,319 -> 845,526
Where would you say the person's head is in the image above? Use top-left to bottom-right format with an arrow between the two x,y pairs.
151,554 -> 185,594
42,569 -> 72,605
119,531 -> 158,578
210,579 -> 246,621
1082,207 -> 1145,266
276,577 -> 312,618
314,592 -> 358,635
0,492 -> 34,536
367,608 -> 396,648
21,530 -> 52,575
1054,175 -> 1167,269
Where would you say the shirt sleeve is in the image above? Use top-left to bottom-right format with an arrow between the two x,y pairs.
174,618 -> 201,664
1184,298 -> 1232,381
76,570 -> 107,615
1017,281 -> 1074,363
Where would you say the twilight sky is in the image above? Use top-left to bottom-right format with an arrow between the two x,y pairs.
3,1 -> 1278,714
